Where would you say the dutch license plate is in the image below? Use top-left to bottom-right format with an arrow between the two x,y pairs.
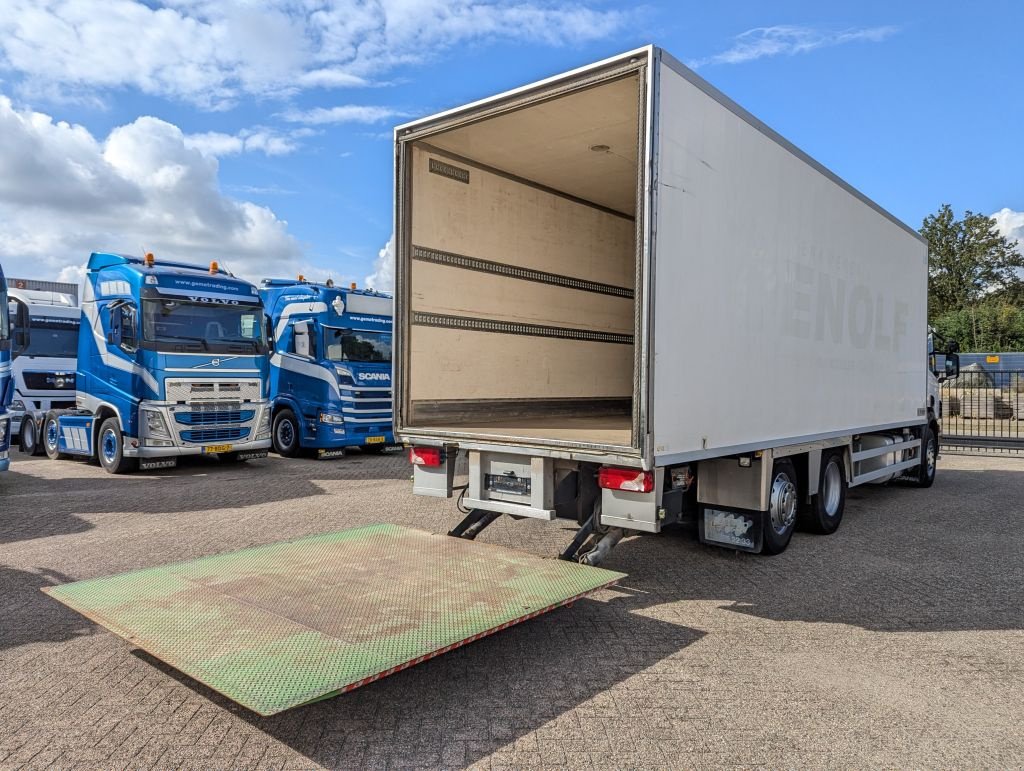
202,444 -> 233,454
485,473 -> 531,496
365,436 -> 385,444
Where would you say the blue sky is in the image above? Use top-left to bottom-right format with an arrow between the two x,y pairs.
0,0 -> 1021,287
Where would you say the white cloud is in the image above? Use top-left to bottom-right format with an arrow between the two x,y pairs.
280,104 -> 404,125
690,25 -> 898,68
0,94 -> 303,282
365,235 -> 395,292
184,127 -> 310,157
0,0 -> 631,108
992,208 -> 1024,251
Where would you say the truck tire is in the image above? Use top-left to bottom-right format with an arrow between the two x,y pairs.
20,417 -> 41,456
799,450 -> 847,535
42,412 -> 69,460
272,409 -> 301,457
361,444 -> 387,454
97,417 -> 135,474
913,425 -> 937,488
762,457 -> 799,555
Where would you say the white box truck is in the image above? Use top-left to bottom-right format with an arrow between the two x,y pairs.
394,45 -> 960,559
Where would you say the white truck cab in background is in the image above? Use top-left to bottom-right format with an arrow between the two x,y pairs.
6,279 -> 79,444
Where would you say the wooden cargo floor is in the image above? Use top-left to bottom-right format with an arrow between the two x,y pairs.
412,415 -> 633,447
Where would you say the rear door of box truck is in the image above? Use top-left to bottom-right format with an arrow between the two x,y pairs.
394,48 -> 656,467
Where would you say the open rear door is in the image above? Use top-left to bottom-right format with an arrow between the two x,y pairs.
44,524 -> 623,715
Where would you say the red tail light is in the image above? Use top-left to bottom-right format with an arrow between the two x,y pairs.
409,446 -> 442,467
598,466 -> 654,493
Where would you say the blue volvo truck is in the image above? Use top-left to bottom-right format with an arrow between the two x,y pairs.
260,279 -> 394,457
27,252 -> 272,473
1,265 -> 32,473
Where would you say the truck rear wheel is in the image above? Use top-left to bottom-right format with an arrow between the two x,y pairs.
913,425 -> 937,488
20,417 -> 42,456
43,412 -> 68,460
272,409 -> 301,457
762,458 -> 799,555
98,417 -> 135,474
799,450 -> 847,535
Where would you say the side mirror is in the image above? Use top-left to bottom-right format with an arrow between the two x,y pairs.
11,298 -> 30,360
944,353 -> 960,380
946,340 -> 960,354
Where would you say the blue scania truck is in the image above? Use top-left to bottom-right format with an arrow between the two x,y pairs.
260,278 -> 394,457
1,265 -> 31,473
25,252 -> 272,473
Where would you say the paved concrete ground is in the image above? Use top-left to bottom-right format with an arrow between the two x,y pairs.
1,450 -> 1022,769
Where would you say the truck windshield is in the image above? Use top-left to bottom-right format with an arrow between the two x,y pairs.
142,299 -> 268,354
324,327 -> 391,363
23,317 -> 78,358
0,291 -> 8,341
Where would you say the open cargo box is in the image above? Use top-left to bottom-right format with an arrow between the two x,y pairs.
395,58 -> 649,462
396,47 -> 928,470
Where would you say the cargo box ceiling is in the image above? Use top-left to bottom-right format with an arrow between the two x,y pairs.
421,74 -> 641,216
398,68 -> 646,453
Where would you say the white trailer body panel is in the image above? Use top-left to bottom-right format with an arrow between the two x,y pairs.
649,56 -> 928,464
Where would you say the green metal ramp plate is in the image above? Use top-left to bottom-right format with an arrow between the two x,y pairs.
44,524 -> 624,716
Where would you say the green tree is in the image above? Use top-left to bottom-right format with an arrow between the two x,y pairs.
920,204 -> 1024,319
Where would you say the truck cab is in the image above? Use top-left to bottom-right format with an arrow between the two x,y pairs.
31,252 -> 272,473
6,280 -> 79,446
260,279 -> 394,457
1,265 -> 31,472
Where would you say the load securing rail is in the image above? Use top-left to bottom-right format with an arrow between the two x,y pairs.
44,523 -> 624,716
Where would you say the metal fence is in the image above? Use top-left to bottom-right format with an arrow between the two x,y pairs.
940,368 -> 1024,454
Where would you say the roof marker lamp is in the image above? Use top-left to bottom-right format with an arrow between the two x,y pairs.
144,252 -> 155,268
209,261 -> 219,275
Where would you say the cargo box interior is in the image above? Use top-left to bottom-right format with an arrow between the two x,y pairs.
402,71 -> 644,450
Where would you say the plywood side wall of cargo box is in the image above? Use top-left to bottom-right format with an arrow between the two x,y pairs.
408,145 -> 636,403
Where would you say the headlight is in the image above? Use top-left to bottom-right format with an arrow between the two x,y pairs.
143,409 -> 171,439
0,419 -> 7,443
10,400 -> 25,412
256,407 -> 271,439
320,413 -> 345,425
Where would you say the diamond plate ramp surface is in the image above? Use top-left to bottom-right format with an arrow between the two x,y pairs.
43,524 -> 625,716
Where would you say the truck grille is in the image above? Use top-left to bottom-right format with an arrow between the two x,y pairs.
175,409 -> 255,426
180,427 -> 250,443
22,372 -> 76,390
165,379 -> 261,403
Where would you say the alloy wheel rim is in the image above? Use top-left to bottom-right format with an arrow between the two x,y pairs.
823,461 -> 843,517
102,429 -> 117,463
770,471 -> 798,534
277,420 -> 295,449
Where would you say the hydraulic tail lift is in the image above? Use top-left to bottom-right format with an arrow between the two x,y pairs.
44,522 -> 623,716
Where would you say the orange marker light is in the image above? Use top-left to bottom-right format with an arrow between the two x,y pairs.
350,282 -> 357,290
298,274 -> 306,282
144,252 -> 155,267
209,261 -> 219,275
